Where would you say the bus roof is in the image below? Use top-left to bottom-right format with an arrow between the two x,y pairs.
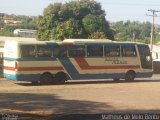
5,40 -> 58,45
62,39 -> 138,46
5,39 -> 147,46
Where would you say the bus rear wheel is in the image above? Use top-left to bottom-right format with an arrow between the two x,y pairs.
40,73 -> 53,84
54,72 -> 67,84
31,81 -> 39,85
125,71 -> 135,82
113,78 -> 120,82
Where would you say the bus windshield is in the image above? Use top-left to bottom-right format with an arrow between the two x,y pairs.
138,45 -> 152,69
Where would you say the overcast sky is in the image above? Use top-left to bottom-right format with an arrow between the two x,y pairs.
0,0 -> 160,24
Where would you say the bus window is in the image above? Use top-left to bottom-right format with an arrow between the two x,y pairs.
105,45 -> 120,57
53,46 -> 67,57
37,45 -> 52,57
121,45 -> 137,57
69,46 -> 85,57
87,46 -> 103,57
21,45 -> 36,58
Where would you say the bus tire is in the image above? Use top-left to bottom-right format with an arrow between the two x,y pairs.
31,81 -> 39,85
40,73 -> 53,84
125,71 -> 135,81
54,72 -> 67,84
113,78 -> 120,82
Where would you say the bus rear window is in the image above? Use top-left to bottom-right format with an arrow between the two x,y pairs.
21,45 -> 35,58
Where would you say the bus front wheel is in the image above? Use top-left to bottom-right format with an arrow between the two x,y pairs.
125,71 -> 135,81
40,73 -> 53,84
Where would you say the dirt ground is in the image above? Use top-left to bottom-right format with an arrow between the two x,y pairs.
0,75 -> 160,119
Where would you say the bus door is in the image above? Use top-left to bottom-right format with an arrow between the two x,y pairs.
137,45 -> 152,69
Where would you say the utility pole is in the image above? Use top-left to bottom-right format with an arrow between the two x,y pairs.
147,9 -> 160,51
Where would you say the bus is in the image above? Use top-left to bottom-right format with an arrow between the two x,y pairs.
3,39 -> 153,84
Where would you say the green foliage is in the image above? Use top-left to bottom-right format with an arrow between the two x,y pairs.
0,29 -> 14,36
0,13 -> 37,37
89,31 -> 106,39
112,21 -> 152,43
36,0 -> 114,41
52,18 -> 84,40
4,23 -> 37,32
36,16 -> 52,40
82,14 -> 104,33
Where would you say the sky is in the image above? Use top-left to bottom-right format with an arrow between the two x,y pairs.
0,0 -> 160,24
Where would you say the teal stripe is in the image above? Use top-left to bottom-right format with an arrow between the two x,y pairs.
4,57 -> 57,61
73,42 -> 136,46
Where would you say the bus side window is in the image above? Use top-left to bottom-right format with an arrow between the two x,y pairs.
69,46 -> 85,57
21,45 -> 36,58
53,46 -> 67,57
87,46 -> 103,57
105,45 -> 120,57
37,45 -> 52,57
121,45 -> 137,57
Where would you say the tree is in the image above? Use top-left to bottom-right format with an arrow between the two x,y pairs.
52,18 -> 84,40
89,31 -> 106,39
36,0 -> 114,41
82,14 -> 104,33
36,16 -> 51,40
112,21 -> 152,43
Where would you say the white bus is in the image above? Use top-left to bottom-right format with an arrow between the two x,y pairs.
3,39 -> 153,84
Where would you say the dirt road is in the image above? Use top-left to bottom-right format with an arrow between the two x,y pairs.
0,75 -> 160,119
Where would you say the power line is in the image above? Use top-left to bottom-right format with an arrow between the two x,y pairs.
146,9 -> 160,51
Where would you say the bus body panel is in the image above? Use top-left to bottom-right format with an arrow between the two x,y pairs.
4,58 -> 65,82
58,57 -> 152,80
4,57 -> 152,81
